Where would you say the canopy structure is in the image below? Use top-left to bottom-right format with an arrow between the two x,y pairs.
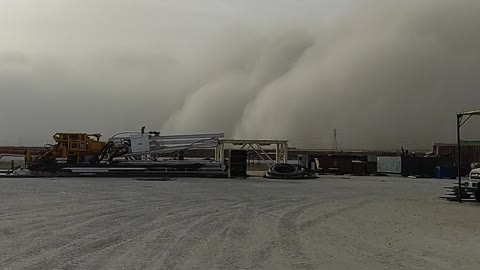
456,110 -> 480,202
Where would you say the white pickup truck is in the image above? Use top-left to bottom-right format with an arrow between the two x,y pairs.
464,168 -> 480,202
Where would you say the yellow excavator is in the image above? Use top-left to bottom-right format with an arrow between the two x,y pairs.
27,133 -> 106,172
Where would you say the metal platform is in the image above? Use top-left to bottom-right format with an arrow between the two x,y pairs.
217,139 -> 289,165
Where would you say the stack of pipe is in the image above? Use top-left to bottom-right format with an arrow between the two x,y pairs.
110,132 -> 224,156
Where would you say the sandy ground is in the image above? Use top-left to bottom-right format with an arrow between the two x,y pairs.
0,176 -> 479,270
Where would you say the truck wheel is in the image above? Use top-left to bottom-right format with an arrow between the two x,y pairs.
474,190 -> 480,203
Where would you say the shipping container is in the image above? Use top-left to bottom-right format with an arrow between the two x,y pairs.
367,162 -> 377,174
377,156 -> 402,174
435,166 -> 457,179
315,156 -> 334,171
352,161 -> 367,176
311,155 -> 366,174
401,157 -> 438,177
378,155 -> 456,177
434,143 -> 480,171
434,143 -> 480,163
333,159 -> 353,174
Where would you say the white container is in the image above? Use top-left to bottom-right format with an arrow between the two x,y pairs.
377,156 -> 402,174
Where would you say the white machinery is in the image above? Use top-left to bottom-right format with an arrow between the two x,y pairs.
58,130 -> 227,177
109,130 -> 224,157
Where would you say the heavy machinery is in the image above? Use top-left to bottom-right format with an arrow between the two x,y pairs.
22,130 -> 227,177
27,133 -> 106,172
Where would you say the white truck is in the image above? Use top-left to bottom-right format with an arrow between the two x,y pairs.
464,168 -> 480,202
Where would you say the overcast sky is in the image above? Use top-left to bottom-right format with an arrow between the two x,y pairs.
1,0 -> 479,149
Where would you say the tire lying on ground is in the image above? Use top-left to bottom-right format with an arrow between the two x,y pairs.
265,163 -> 317,179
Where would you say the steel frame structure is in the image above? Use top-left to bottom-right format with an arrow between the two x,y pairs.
109,132 -> 224,157
456,110 -> 480,203
216,139 -> 289,165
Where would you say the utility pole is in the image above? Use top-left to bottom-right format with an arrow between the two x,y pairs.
457,114 -> 462,203
332,129 -> 339,150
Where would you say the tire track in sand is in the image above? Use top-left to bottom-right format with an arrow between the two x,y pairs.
277,203 -> 318,270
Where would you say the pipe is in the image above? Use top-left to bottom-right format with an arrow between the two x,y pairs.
457,114 -> 462,203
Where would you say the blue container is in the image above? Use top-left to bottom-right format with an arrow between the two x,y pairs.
435,166 -> 457,179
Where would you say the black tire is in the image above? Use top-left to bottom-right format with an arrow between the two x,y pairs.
265,163 -> 305,179
474,190 -> 480,203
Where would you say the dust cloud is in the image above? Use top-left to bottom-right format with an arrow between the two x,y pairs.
1,0 -> 479,149
163,0 -> 480,149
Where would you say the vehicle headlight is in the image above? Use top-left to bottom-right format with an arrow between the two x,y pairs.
470,173 -> 480,179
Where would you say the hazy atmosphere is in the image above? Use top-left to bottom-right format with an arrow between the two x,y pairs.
1,0 -> 479,149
